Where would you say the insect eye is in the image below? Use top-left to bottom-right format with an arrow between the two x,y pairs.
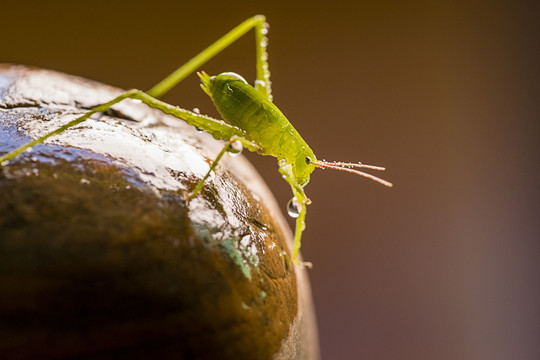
305,156 -> 312,165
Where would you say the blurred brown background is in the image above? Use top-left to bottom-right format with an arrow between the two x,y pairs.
3,0 -> 539,359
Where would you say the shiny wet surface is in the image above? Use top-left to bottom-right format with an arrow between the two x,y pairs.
0,65 -> 318,359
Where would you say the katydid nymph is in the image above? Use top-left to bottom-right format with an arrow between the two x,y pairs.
0,15 -> 392,265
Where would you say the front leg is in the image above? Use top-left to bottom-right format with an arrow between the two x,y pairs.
279,160 -> 311,266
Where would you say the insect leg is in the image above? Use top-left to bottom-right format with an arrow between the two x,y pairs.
127,91 -> 254,144
289,188 -> 312,267
0,90 -> 248,164
279,160 -> 312,265
0,90 -> 138,163
187,136 -> 259,199
252,17 -> 272,101
147,15 -> 270,99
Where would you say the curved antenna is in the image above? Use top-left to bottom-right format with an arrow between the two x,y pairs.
320,161 -> 387,171
313,160 -> 393,187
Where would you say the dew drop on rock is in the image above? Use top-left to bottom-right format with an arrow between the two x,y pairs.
287,197 -> 302,218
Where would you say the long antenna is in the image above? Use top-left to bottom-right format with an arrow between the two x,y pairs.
314,160 -> 393,187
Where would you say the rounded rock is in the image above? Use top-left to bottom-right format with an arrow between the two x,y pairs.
0,65 -> 318,359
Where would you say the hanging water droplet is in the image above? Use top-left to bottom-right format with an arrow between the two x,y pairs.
91,112 -> 103,121
227,140 -> 243,156
261,27 -> 268,35
287,197 -> 302,218
192,107 -> 200,114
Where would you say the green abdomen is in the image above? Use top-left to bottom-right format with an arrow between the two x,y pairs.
209,75 -> 306,158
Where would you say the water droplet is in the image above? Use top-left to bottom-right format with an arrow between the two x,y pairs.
227,140 -> 243,156
91,113 -> 103,121
287,197 -> 302,218
261,27 -> 268,35
221,72 -> 248,84
192,107 -> 200,114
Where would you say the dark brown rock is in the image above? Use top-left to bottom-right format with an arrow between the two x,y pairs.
0,65 -> 318,359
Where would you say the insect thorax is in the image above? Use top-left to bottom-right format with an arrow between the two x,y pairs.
206,73 -> 316,184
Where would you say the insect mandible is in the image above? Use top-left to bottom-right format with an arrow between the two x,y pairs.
0,15 -> 392,265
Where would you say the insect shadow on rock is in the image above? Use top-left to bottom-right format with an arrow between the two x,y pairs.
0,15 -> 392,266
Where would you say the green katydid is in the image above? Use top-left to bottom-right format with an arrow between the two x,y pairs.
0,15 -> 392,264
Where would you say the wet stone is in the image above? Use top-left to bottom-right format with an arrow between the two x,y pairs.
0,65 -> 318,359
